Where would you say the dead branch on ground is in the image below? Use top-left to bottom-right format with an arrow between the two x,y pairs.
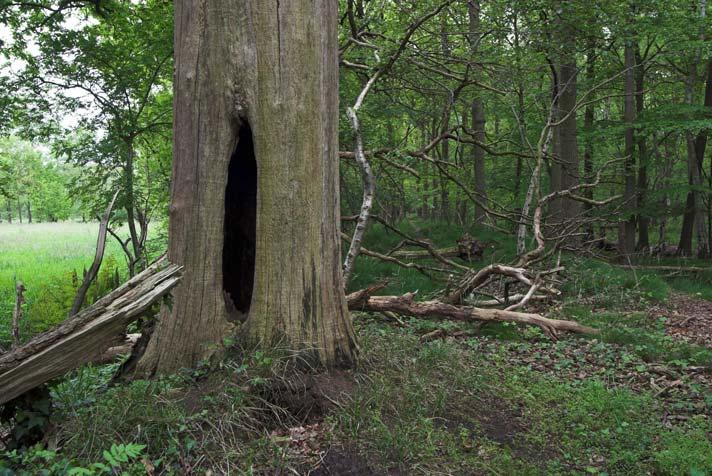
346,287 -> 597,339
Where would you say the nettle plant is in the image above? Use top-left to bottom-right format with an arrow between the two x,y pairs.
0,443 -> 147,475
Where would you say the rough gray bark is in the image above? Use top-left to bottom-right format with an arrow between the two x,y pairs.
695,60 -> 712,257
135,0 -> 357,375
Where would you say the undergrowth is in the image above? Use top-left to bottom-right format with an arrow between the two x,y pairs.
2,220 -> 712,474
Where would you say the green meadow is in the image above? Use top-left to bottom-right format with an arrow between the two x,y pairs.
0,222 -> 127,346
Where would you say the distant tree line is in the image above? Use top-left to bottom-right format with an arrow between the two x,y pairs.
0,137 -> 74,223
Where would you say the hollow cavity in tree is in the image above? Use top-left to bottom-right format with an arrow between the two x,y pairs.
222,124 -> 257,321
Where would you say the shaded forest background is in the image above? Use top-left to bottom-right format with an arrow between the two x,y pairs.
2,0 -> 712,259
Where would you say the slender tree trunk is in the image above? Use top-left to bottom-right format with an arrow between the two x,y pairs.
17,199 -> 22,224
619,35 -> 637,256
512,11 -> 525,202
549,0 -> 579,229
439,128 -> 451,223
679,0 -> 708,256
582,44 -> 595,240
438,16 -> 452,224
136,0 -> 357,375
679,192 -> 695,255
418,123 -> 429,218
635,47 -> 649,250
458,109 -> 469,221
692,60 -> 712,257
27,202 -> 32,224
468,0 -> 487,224
123,141 -> 142,276
658,134 -> 673,245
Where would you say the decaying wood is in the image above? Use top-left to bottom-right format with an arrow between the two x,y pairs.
95,333 -> 141,365
391,247 -> 460,260
346,288 -> 597,338
0,258 -> 182,405
12,282 -> 26,348
445,264 -> 560,305
470,293 -> 550,307
69,190 -> 119,317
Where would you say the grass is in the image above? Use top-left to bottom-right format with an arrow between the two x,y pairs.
0,222 -> 144,346
333,326 -> 712,475
7,325 -> 707,475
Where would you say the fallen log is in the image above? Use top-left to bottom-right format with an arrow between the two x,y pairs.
346,287 -> 597,338
0,258 -> 182,406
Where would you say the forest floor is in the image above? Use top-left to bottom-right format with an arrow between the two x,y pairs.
1,221 -> 712,475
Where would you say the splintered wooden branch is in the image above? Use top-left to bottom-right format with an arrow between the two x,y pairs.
0,257 -> 182,406
12,282 -> 26,348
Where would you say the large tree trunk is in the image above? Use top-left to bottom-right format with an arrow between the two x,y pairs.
558,60 -> 579,221
135,0 -> 357,376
